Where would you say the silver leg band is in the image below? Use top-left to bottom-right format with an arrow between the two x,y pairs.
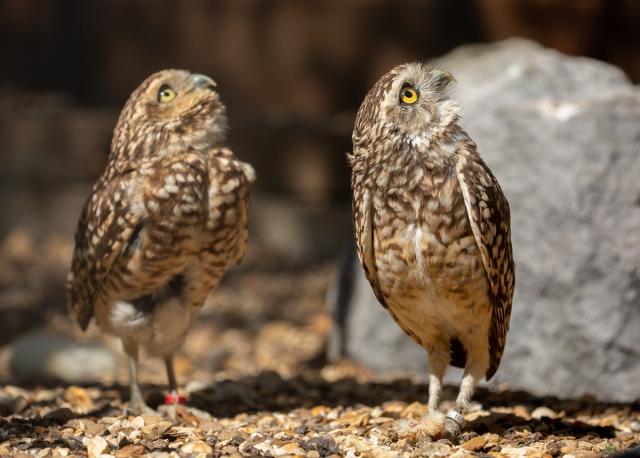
446,410 -> 466,427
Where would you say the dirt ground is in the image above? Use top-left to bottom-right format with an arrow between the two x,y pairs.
0,233 -> 639,457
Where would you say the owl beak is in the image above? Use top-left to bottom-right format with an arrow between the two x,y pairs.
191,74 -> 217,90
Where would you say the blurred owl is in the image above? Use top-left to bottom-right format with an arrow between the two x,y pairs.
66,69 -> 255,414
349,63 -> 514,440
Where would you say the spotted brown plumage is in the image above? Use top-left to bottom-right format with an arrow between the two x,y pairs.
348,62 -> 514,440
66,69 -> 255,414
456,149 -> 514,379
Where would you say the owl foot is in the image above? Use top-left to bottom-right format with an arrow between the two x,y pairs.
415,411 -> 446,438
443,410 -> 465,443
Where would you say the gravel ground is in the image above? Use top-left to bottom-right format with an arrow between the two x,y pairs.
1,371 -> 639,457
0,235 -> 639,457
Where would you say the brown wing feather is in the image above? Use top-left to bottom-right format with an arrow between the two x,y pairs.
211,148 -> 256,265
456,147 -> 515,380
66,174 -> 143,330
351,177 -> 389,309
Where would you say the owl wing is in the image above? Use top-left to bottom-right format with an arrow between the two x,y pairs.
456,147 -> 515,380
351,175 -> 388,309
66,173 -> 144,330
208,148 -> 256,265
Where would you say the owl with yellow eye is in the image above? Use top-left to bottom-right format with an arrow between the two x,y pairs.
67,69 -> 255,414
349,63 -> 515,440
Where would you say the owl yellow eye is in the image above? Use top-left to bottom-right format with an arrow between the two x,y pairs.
157,84 -> 177,103
400,85 -> 419,105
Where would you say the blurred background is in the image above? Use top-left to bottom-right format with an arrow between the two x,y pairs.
1,0 -> 639,401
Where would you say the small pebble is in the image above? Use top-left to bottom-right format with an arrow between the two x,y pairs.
531,407 -> 559,420
84,436 -> 109,458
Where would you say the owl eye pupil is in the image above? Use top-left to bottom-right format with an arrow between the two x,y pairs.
400,85 -> 418,104
157,84 -> 177,103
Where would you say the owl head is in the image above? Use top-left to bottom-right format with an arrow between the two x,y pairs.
354,62 -> 460,149
109,69 -> 227,168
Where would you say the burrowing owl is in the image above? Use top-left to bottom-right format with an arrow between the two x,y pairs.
349,63 -> 514,440
66,70 -> 255,414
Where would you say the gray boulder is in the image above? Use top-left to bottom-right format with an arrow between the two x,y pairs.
329,39 -> 640,402
9,333 -> 116,384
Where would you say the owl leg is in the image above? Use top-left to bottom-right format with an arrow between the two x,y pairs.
427,357 -> 446,414
123,340 -> 153,415
419,346 -> 449,437
164,355 -> 185,406
444,364 -> 483,441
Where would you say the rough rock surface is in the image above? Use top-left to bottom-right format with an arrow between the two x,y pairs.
329,39 -> 640,401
